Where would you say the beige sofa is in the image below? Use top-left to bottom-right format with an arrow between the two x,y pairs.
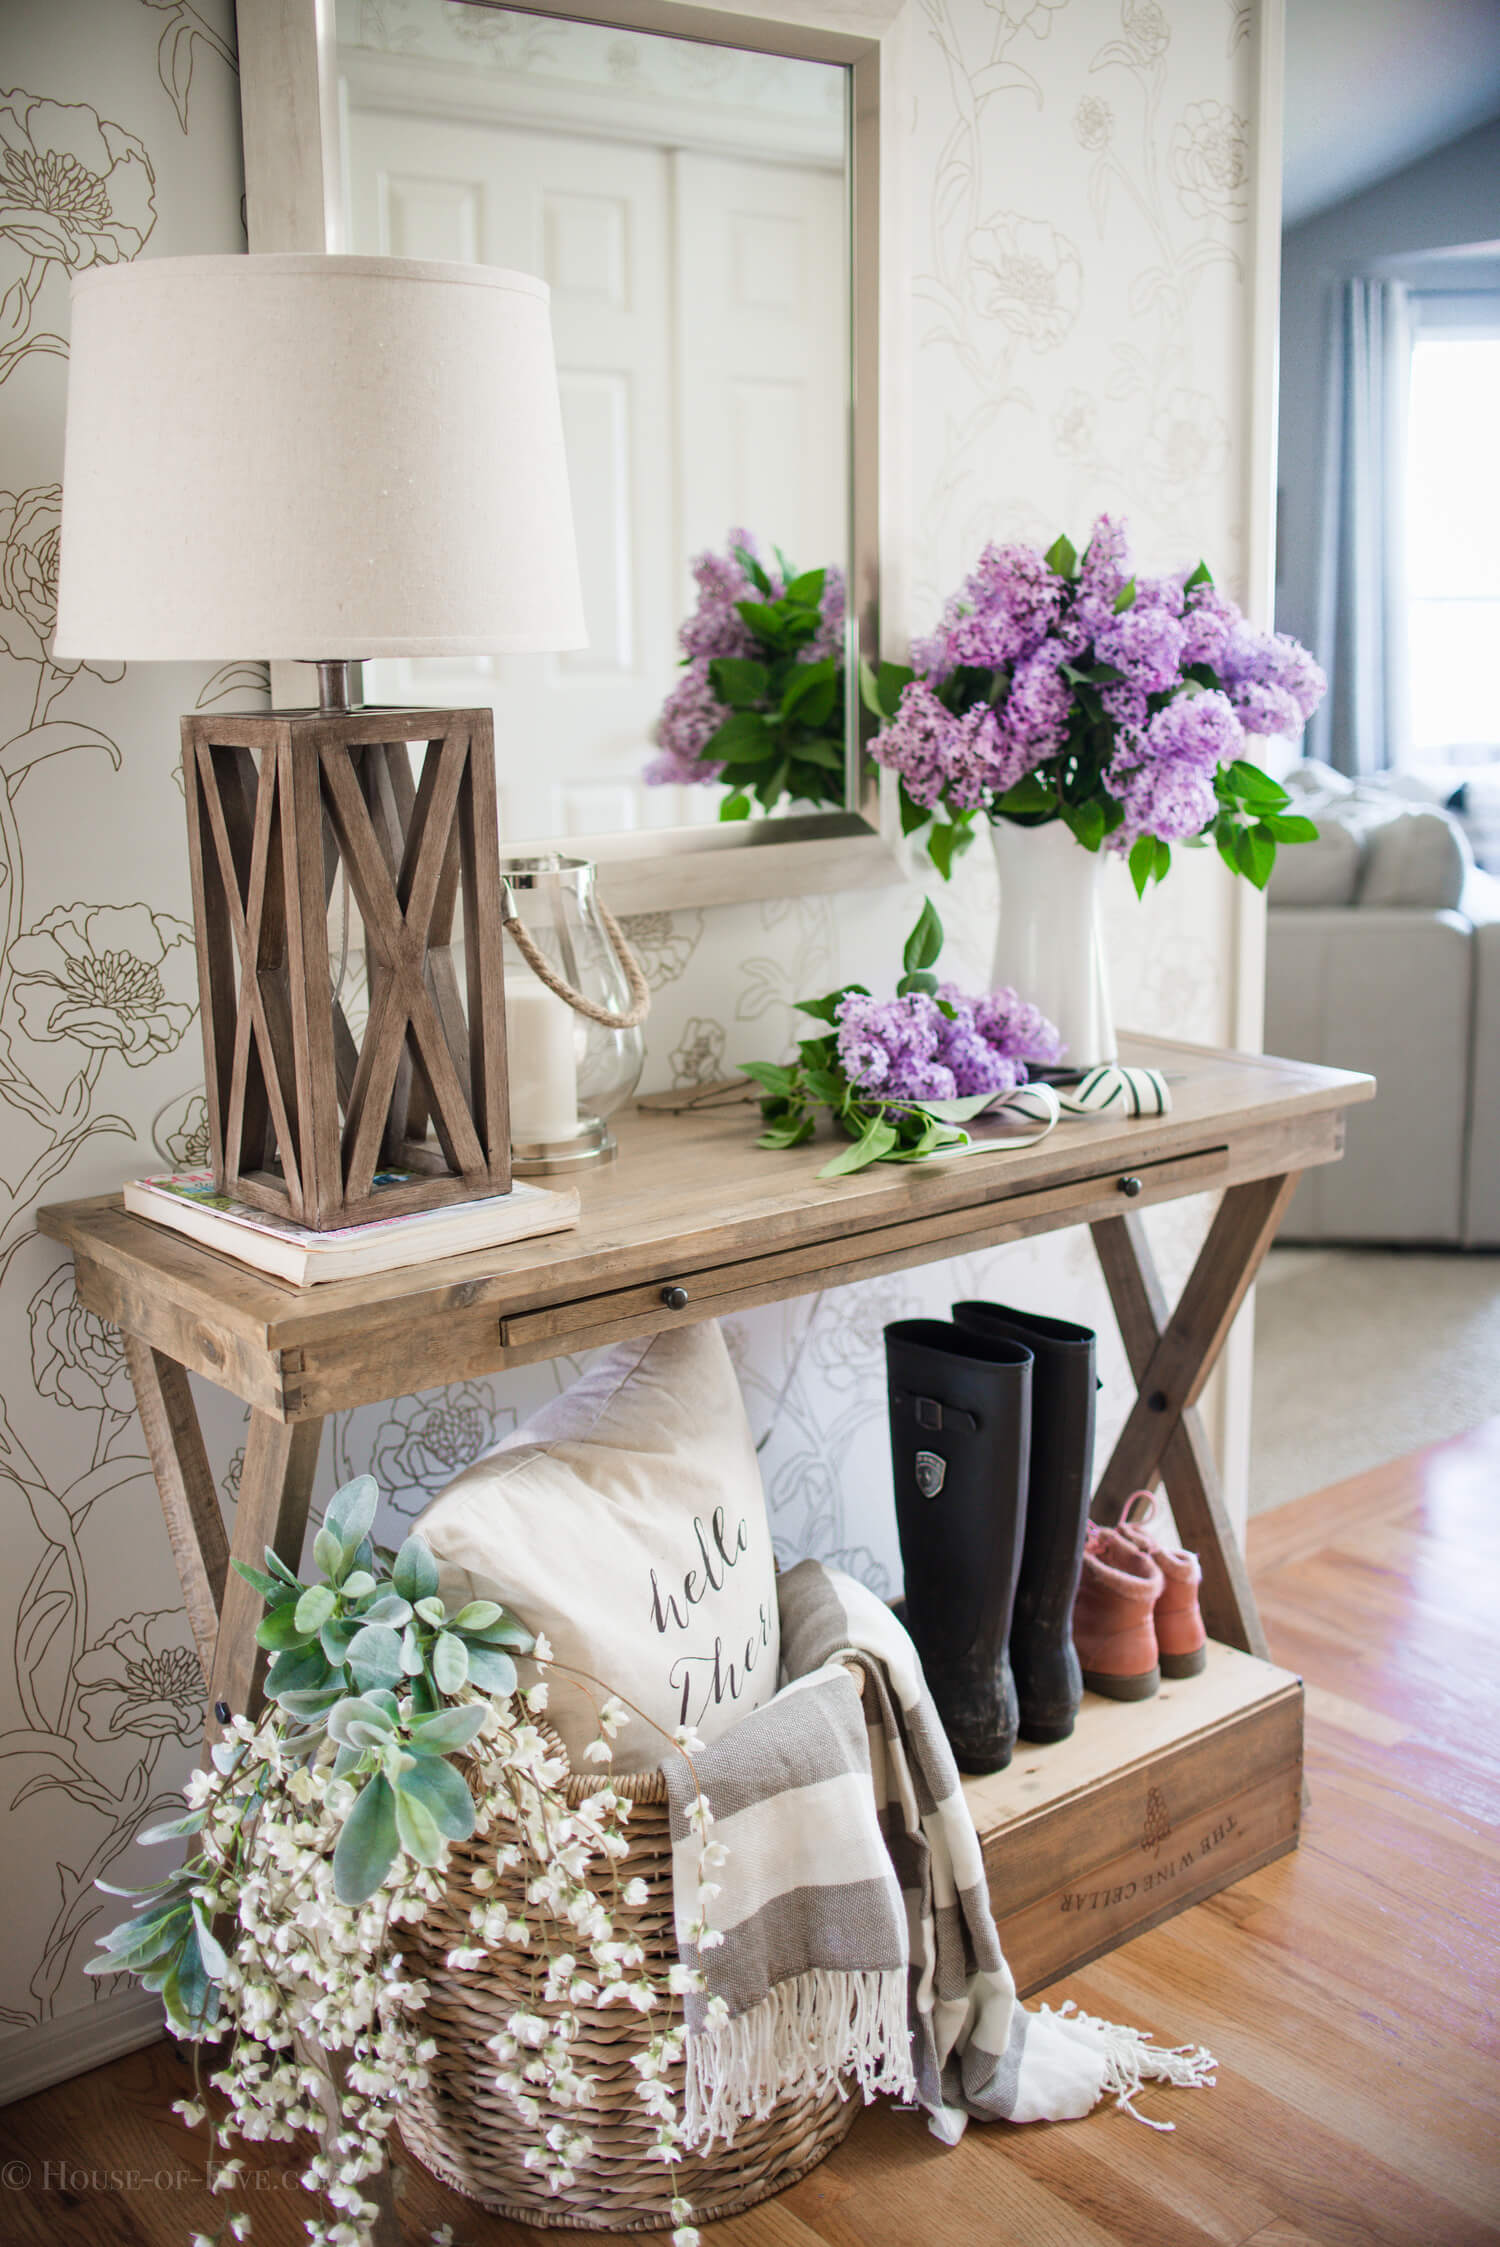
1264,764 -> 1500,1246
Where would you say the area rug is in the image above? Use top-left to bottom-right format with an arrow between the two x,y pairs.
1249,1246 -> 1500,1513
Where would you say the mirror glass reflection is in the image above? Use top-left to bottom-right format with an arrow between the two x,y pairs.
334,0 -> 854,845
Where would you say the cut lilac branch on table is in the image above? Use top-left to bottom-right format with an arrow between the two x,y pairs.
743,900 -> 1063,1177
862,513 -> 1326,891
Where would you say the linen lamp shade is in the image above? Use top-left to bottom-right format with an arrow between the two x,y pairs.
53,251 -> 587,664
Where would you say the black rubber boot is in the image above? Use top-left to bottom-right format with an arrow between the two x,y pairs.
952,1301 -> 1096,1744
883,1319 -> 1033,1775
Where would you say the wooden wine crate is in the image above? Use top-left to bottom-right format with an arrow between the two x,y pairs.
963,1642 -> 1304,1996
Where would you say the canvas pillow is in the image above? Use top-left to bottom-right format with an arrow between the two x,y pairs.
414,1320 -> 780,1773
1356,804 -> 1471,909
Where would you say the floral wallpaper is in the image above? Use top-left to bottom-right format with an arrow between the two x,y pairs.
0,0 -> 1261,2086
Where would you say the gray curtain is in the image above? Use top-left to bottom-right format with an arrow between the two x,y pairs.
1310,276 -> 1412,775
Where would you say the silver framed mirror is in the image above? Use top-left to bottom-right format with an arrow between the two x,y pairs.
236,0 -> 908,913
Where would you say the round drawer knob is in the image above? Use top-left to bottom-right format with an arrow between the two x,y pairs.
1118,1174 -> 1143,1198
214,1700 -> 231,1725
661,1284 -> 690,1311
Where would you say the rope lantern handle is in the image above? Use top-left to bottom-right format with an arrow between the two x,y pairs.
499,880 -> 652,1031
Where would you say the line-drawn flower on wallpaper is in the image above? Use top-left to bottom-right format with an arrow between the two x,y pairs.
1053,387 -> 1099,460
370,1384 -> 513,1516
137,1 -> 239,135
618,910 -> 704,993
29,1264 -> 129,1415
11,902 -> 196,1066
72,1610 -> 201,1747
669,1017 -> 726,1089
806,1273 -> 923,1395
1170,99 -> 1248,221
221,1445 -> 243,1501
1143,386 -> 1231,491
0,91 -> 156,386
196,658 -> 269,709
0,486 -> 120,684
1073,94 -> 1114,150
967,213 -> 1083,350
1119,0 -> 1171,62
1001,0 -> 1069,36
151,1086 -> 211,1169
0,91 -> 156,267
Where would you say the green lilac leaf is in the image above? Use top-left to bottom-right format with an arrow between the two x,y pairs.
1128,835 -> 1156,899
1263,812 -> 1319,843
708,656 -> 769,709
902,896 -> 944,975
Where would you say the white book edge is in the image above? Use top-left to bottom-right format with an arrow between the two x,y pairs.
122,1175 -> 580,1285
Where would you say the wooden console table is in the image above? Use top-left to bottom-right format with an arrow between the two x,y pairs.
39,1031 -> 1371,1741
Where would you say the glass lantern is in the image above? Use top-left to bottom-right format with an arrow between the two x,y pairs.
498,854 -> 647,1173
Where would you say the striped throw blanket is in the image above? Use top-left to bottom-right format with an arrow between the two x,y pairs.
662,1558 -> 1214,2146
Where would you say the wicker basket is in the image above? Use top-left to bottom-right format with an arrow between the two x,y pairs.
394,1756 -> 858,2231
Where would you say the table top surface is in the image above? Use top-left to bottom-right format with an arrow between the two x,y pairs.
39,1032 -> 1372,1351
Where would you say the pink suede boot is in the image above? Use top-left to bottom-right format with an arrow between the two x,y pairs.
1071,1525 -> 1164,1700
1119,1491 -> 1207,1679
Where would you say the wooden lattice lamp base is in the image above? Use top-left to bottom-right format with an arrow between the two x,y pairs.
182,704 -> 511,1230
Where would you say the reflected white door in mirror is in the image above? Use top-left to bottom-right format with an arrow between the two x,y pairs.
344,73 -> 848,847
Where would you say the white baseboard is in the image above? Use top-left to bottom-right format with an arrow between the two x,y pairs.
0,1989 -> 165,2106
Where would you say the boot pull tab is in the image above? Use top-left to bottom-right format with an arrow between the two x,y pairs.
892,1388 -> 980,1435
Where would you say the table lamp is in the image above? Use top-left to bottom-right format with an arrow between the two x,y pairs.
52,251 -> 587,1229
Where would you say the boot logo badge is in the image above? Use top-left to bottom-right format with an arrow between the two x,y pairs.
914,1450 -> 946,1498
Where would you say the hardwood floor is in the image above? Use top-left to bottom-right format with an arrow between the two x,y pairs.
4,1423 -> 1498,2246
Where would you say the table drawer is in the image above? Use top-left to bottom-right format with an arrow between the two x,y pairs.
497,1143 -> 1229,1358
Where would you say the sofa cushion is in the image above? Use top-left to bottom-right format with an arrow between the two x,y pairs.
414,1320 -> 781,1772
1357,806 -> 1471,909
1267,809 -> 1364,906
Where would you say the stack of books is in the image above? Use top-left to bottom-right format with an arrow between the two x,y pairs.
122,1169 -> 579,1286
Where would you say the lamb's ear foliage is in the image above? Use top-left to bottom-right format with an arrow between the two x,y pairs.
95,1497 -> 535,2016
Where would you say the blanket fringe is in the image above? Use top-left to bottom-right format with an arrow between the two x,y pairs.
684,1968 -> 914,2149
1040,1999 -> 1218,2131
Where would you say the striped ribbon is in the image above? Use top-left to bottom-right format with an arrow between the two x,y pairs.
923,1064 -> 1172,1159
1053,1063 -> 1172,1118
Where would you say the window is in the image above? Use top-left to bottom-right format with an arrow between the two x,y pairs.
1405,316 -> 1500,762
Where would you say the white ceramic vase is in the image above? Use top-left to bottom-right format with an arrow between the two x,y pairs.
987,817 -> 1117,1075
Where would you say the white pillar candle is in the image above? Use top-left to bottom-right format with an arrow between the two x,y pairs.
504,971 -> 579,1144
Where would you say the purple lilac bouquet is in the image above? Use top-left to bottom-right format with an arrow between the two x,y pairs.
645,530 -> 850,820
863,516 -> 1324,891
744,900 -> 1061,1178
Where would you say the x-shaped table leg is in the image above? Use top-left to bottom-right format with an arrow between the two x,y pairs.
1090,1170 -> 1300,1659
